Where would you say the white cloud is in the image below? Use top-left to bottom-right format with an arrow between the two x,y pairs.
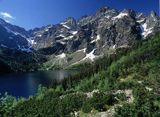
0,12 -> 15,23
0,12 -> 14,19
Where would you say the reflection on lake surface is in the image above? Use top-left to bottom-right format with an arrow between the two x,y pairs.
0,70 -> 76,98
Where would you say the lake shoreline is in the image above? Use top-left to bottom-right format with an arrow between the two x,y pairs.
0,70 -> 77,98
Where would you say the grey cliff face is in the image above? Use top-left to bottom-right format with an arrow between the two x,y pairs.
0,7 -> 159,66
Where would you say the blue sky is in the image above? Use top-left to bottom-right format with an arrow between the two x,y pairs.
0,0 -> 159,30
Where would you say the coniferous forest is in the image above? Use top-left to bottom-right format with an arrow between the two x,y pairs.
0,33 -> 160,117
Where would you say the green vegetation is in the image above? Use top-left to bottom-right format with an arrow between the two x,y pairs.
0,33 -> 160,116
0,48 -> 47,73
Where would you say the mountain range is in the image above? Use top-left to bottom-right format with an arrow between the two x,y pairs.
0,6 -> 159,72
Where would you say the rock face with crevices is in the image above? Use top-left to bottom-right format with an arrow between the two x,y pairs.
30,7 -> 159,55
0,6 -> 159,69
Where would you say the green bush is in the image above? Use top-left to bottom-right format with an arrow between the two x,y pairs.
89,92 -> 117,111
82,102 -> 92,113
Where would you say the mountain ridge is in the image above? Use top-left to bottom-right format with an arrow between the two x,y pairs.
0,6 -> 159,71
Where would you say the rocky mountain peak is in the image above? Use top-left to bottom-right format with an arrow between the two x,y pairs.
96,6 -> 118,18
145,11 -> 160,30
60,17 -> 77,30
0,6 -> 159,67
121,9 -> 136,18
150,11 -> 157,17
96,6 -> 110,14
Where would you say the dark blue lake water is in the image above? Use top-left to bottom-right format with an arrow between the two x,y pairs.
0,70 -> 75,98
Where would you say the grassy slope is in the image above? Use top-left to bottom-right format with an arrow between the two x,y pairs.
0,33 -> 160,117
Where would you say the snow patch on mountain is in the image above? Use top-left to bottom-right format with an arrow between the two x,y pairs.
90,35 -> 100,43
112,44 -> 116,49
77,48 -> 86,53
112,13 -> 128,20
30,40 -> 37,45
18,45 -> 32,53
63,35 -> 74,40
70,31 -> 78,35
137,13 -> 143,18
56,34 -> 65,38
45,28 -> 49,32
56,53 -> 66,59
56,40 -> 66,45
44,25 -> 53,32
26,38 -> 36,46
105,15 -> 111,19
136,18 -> 145,23
151,13 -> 157,22
37,34 -> 42,37
62,24 -> 71,29
4,26 -> 27,39
60,22 -> 71,29
140,23 -> 153,38
82,49 -> 97,61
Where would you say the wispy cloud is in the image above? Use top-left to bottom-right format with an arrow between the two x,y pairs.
0,12 -> 15,23
0,12 -> 14,19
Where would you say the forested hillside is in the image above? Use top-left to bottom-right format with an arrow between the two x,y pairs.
0,33 -> 160,117
0,48 -> 47,72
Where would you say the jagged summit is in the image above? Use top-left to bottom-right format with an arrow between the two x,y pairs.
96,6 -> 112,14
150,11 -> 157,16
0,6 -> 159,67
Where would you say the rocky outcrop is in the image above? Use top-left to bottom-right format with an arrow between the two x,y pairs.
0,7 -> 159,69
30,7 -> 159,56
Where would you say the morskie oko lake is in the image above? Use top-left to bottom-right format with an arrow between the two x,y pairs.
0,70 -> 76,98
